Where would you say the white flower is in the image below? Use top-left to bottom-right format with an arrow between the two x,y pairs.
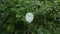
25,13 -> 34,23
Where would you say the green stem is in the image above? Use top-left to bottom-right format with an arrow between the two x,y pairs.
28,24 -> 30,34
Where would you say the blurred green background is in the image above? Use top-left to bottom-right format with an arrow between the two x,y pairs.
0,0 -> 60,34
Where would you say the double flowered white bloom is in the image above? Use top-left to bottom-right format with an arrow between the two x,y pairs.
25,13 -> 34,23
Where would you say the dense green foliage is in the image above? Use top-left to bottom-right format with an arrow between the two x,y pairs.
0,0 -> 60,34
